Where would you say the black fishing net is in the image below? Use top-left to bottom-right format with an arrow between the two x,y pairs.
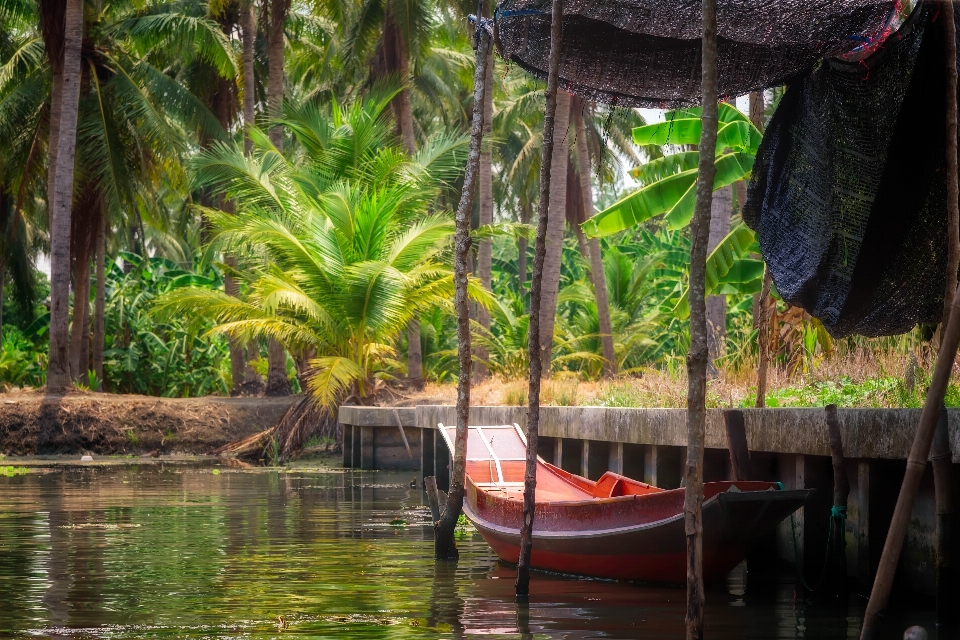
493,0 -> 909,107
744,4 -> 958,338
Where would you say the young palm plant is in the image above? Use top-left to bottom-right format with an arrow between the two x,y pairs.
155,92 -> 482,456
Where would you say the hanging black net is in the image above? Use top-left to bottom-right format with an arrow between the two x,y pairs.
744,4 -> 958,338
493,0 -> 911,107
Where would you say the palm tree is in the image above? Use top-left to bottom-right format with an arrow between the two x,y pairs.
157,93 -> 480,411
45,0 -> 82,391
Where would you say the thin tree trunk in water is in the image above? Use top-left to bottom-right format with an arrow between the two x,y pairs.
517,0 -> 564,599
574,102 -> 616,376
265,0 -> 291,396
518,200 -> 530,301
537,89 -> 570,373
750,90 -> 771,408
860,4 -> 958,637
46,0 -> 83,392
434,22 -> 490,560
93,212 -> 105,390
684,0 -> 718,637
935,4 -> 959,631
242,2 -> 256,156
705,185 -> 731,374
69,254 -> 90,384
476,18 -> 494,381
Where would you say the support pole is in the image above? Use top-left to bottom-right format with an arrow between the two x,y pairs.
825,404 -> 850,600
750,90 -> 771,409
859,246 -> 960,638
433,10 -> 490,560
722,409 -> 754,481
517,0 -> 564,599
684,0 -> 719,637
935,2 -> 959,632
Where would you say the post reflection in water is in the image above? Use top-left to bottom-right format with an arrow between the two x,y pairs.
0,463 -> 939,639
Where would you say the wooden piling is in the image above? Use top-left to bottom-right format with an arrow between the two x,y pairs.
826,404 -> 850,599
425,476 -> 442,523
723,409 -> 754,481
516,0 -> 564,599
433,7 -> 490,560
684,0 -> 719,636
931,408 -> 957,631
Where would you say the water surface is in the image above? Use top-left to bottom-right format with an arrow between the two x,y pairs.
0,463 -> 936,639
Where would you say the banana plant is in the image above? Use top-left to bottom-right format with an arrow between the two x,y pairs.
581,104 -> 763,315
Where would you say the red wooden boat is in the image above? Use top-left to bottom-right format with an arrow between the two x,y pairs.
438,423 -> 811,584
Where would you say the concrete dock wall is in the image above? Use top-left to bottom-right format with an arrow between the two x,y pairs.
339,405 -> 959,597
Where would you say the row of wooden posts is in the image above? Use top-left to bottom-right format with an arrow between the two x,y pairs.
430,2 -> 960,639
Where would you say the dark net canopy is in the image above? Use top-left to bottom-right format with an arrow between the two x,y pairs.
744,4 -> 958,338
494,0 -> 910,107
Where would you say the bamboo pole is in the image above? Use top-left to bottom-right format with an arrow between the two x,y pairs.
516,0 -> 564,599
684,0 -> 719,637
433,12 -> 490,560
861,5 -> 959,636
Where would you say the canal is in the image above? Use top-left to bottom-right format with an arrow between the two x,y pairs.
0,462 -> 938,639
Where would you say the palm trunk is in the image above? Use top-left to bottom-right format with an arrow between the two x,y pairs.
574,102 -> 616,376
46,0 -> 83,392
265,0 -> 291,396
684,0 -> 718,636
433,23 -> 490,560
242,2 -> 256,156
705,185 -> 732,374
69,252 -> 90,383
0,262 -> 5,345
518,199 -> 530,300
92,212 -> 105,391
517,0 -> 564,598
475,33 -> 494,381
537,89 -> 571,373
382,11 -> 424,383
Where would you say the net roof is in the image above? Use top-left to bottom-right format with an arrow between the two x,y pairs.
494,0 -> 912,107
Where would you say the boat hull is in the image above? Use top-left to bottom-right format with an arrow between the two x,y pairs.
465,483 -> 811,583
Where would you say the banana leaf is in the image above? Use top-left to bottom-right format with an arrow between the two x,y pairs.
582,152 -> 754,237
673,223 -> 760,318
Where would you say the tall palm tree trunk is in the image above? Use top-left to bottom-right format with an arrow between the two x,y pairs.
537,89 -> 571,372
381,9 -> 423,384
685,0 -> 719,636
242,3 -> 256,156
573,101 -> 616,376
475,31 -> 494,380
69,252 -> 90,382
518,199 -> 530,300
705,185 -> 732,374
46,0 -> 83,392
265,0 -> 292,396
92,211 -> 105,390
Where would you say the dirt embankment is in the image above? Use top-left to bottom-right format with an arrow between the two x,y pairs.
0,391 -> 297,455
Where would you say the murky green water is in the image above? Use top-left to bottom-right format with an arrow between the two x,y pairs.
0,463 -> 937,639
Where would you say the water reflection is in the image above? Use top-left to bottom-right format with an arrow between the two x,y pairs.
0,464 -> 937,639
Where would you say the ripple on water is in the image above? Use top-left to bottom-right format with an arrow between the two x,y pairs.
0,464 -> 938,639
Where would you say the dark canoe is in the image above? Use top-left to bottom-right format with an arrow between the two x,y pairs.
438,424 -> 811,584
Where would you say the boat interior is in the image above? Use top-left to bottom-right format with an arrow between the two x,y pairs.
438,424 -> 664,502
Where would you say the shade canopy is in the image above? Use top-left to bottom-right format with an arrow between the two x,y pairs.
494,0 -> 915,107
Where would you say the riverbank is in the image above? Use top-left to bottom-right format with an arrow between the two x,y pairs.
0,390 -> 297,456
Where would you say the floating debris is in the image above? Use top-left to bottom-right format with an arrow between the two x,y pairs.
58,523 -> 141,530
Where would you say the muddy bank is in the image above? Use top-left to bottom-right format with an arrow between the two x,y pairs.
0,391 -> 297,455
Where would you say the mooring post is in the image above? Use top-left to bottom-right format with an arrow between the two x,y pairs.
931,407 -> 957,632
857,459 -> 873,593
825,404 -> 850,600
723,409 -> 754,481
553,438 -> 563,468
517,0 -> 564,599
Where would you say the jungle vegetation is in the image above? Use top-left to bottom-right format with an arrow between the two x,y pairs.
0,0 -> 936,410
